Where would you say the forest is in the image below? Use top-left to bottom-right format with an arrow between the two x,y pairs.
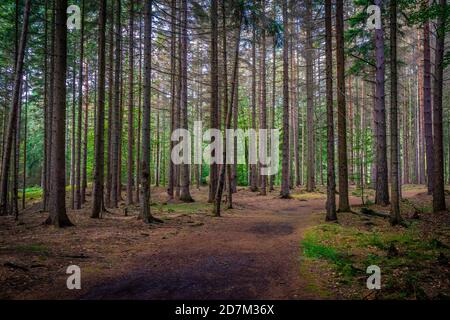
0,0 -> 449,301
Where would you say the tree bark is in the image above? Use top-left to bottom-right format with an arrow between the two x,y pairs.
45,0 -> 73,227
21,77 -> 28,212
91,0 -> 107,219
167,0 -> 176,199
325,0 -> 336,221
432,0 -> 447,212
250,13 -> 258,193
389,0 -> 401,225
374,0 -> 389,206
0,0 -> 31,216
178,0 -> 193,202
75,0 -> 85,209
141,0 -> 158,223
106,0 -> 115,207
136,10 -> 143,203
81,64 -> 90,204
214,13 -> 242,216
127,0 -> 135,205
42,0 -> 49,211
423,11 -> 434,195
305,0 -> 315,192
111,0 -> 122,208
208,0 -> 219,202
336,0 -> 349,211
280,0 -> 290,199
259,0 -> 267,196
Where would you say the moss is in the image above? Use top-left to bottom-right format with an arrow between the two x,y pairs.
291,193 -> 326,201
300,219 -> 450,299
299,260 -> 333,298
15,244 -> 49,255
18,187 -> 43,201
151,202 -> 212,215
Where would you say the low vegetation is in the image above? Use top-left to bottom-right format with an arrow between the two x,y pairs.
300,197 -> 450,299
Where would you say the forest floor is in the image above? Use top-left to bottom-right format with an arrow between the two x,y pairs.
0,185 -> 449,299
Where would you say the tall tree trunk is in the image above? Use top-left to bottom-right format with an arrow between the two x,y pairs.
259,0 -> 267,196
325,0 -> 336,221
111,0 -> 122,208
12,84 -> 21,218
423,13 -> 434,195
70,50 -> 77,210
214,13 -> 242,216
141,0 -> 158,223
249,15 -> 258,192
136,10 -> 142,203
167,0 -> 176,199
348,76 -> 354,184
75,0 -> 85,209
106,0 -> 115,207
305,0 -> 315,192
389,0 -> 401,225
155,107 -> 160,187
179,0 -> 193,202
0,0 -> 31,216
280,0 -> 290,199
21,77 -> 28,212
42,0 -> 49,211
81,64 -> 90,204
374,0 -> 389,206
231,71 -> 239,194
432,0 -> 447,212
336,0 -> 350,211
403,78 -> 410,184
270,24 -> 276,192
45,0 -> 73,227
91,0 -> 107,219
208,0 -> 219,202
417,30 -> 426,185
127,0 -> 135,205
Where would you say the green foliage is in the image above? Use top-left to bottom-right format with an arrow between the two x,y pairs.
15,244 -> 49,255
301,220 -> 450,299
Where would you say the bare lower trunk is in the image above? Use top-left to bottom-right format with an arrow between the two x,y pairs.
374,0 -> 389,206
325,0 -> 336,221
280,0 -> 290,199
214,15 -> 242,216
432,0 -> 446,212
305,0 -> 315,192
91,0 -> 107,219
423,16 -> 434,194
389,0 -> 401,225
0,0 -> 31,216
141,0 -> 158,223
208,0 -> 219,202
46,0 -> 73,227
126,0 -> 135,206
336,0 -> 349,211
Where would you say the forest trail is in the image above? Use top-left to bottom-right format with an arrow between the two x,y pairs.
82,191 -> 342,300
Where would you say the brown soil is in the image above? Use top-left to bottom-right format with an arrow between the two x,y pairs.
0,186 -> 445,300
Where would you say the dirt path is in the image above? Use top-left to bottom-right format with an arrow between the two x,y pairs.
82,192 -> 333,300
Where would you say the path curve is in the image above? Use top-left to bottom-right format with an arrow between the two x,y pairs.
82,192 -> 328,299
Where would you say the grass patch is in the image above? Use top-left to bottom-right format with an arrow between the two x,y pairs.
300,219 -> 450,299
155,202 -> 212,215
14,244 -> 49,256
18,186 -> 43,201
291,192 -> 326,201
